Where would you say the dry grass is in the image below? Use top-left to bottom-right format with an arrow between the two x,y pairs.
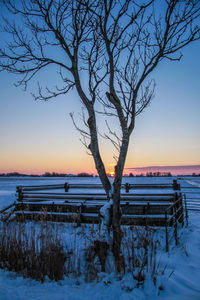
0,220 -> 163,285
121,225 -> 160,285
0,220 -> 66,282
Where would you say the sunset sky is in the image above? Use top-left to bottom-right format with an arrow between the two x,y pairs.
0,5 -> 200,175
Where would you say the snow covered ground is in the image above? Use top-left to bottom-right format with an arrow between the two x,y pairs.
0,177 -> 200,300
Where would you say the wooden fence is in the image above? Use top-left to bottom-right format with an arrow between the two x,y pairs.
14,194 -> 176,226
13,180 -> 181,227
165,193 -> 188,251
0,180 -> 187,251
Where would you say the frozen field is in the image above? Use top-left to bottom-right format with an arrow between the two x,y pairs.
0,175 -> 192,210
0,176 -> 200,300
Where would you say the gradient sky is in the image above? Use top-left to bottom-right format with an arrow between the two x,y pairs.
0,10 -> 200,175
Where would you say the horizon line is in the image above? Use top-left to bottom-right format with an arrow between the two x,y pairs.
125,164 -> 200,175
1,163 -> 200,176
125,164 -> 200,170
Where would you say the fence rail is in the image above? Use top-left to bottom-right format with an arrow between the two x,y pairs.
0,202 -> 16,222
16,179 -> 180,195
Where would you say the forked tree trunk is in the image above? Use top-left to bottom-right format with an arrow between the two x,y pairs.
75,83 -> 128,272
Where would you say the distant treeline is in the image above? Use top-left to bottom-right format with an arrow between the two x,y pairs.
125,172 -> 200,177
0,172 -> 96,177
127,172 -> 173,177
0,171 -> 199,177
42,172 -> 97,177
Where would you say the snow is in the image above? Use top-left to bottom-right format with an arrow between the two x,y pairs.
181,178 -> 200,188
0,177 -> 200,299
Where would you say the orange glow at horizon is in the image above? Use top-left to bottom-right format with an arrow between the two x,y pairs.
108,170 -> 115,178
0,151 -> 98,175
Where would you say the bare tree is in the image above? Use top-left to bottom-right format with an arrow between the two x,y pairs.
0,0 -> 200,271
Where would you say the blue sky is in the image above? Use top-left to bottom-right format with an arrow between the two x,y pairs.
0,5 -> 200,175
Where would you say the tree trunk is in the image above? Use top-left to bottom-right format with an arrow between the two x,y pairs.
111,131 -> 130,272
111,174 -> 123,272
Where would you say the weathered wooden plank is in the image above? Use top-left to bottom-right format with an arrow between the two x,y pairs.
121,203 -> 171,215
0,202 -> 15,214
14,211 -> 167,226
121,215 -> 166,226
15,202 -> 82,213
21,193 -> 175,202
22,194 -> 108,200
15,201 -> 173,215
22,193 -> 174,198
16,181 -> 178,193
22,192 -> 175,196
15,211 -> 80,223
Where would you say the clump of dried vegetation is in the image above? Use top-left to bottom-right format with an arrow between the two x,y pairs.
121,226 -> 160,286
0,220 -> 66,282
0,220 -> 164,286
83,225 -> 162,285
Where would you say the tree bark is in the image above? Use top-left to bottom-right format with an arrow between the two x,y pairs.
111,132 -> 130,272
112,178 -> 123,272
72,67 -> 111,196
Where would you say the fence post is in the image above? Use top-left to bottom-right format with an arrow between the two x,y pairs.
176,192 -> 183,226
125,183 -> 130,193
180,194 -> 184,226
64,182 -> 69,192
184,194 -> 188,227
175,192 -> 181,225
16,186 -> 23,201
173,179 -> 180,190
165,211 -> 169,252
174,206 -> 178,245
